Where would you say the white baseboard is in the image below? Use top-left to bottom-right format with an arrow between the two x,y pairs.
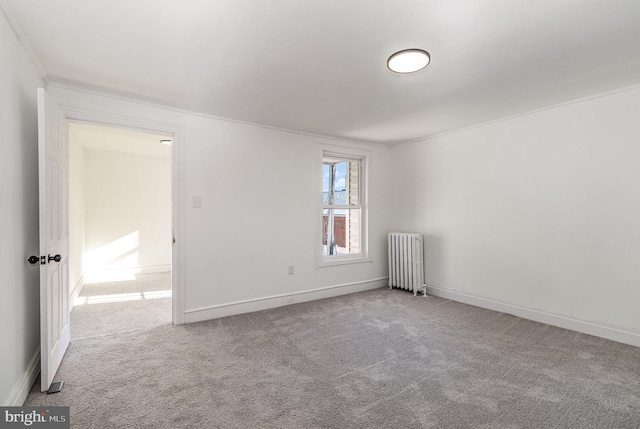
5,349 -> 40,406
83,265 -> 172,284
425,285 -> 640,348
69,274 -> 85,312
137,265 -> 171,274
184,278 -> 388,323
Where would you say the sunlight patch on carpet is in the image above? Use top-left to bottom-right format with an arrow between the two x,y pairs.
74,290 -> 171,306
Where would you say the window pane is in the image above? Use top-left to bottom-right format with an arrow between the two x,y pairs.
322,208 -> 361,256
323,159 -> 358,206
322,164 -> 330,204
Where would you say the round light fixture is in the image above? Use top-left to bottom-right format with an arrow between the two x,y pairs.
160,139 -> 172,146
387,49 -> 431,73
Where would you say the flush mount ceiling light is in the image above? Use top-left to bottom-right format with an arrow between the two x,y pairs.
160,139 -> 172,146
387,49 -> 431,73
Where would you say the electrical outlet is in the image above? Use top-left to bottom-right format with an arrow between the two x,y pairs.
288,265 -> 294,275
192,196 -> 202,208
287,297 -> 295,304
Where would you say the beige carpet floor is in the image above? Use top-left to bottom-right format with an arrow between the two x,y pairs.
69,272 -> 172,341
25,274 -> 640,428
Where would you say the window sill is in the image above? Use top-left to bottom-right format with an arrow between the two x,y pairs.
317,255 -> 372,268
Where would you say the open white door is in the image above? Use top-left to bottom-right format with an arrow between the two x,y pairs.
37,87 -> 70,392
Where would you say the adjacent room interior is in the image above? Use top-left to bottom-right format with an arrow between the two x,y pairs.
67,123 -> 173,339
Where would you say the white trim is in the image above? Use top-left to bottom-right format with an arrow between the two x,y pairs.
184,278 -> 388,324
69,274 -> 84,312
393,84 -> 640,148
49,80 -> 640,149
318,256 -> 373,267
47,82 -> 388,147
317,144 -> 370,269
137,264 -> 172,274
425,285 -> 640,348
83,265 -> 172,279
170,127 -> 185,324
0,0 -> 49,83
321,204 -> 363,210
57,105 -> 186,325
59,106 -> 180,136
5,349 -> 40,406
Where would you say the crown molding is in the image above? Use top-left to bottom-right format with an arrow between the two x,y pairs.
0,0 -> 49,83
47,81 -> 390,148
391,83 -> 640,149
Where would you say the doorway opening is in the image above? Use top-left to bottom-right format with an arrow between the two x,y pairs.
67,123 -> 173,338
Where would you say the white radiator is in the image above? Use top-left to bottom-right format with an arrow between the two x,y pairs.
388,232 -> 426,296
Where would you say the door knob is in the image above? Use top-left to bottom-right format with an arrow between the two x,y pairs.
48,254 -> 61,263
28,255 -> 39,265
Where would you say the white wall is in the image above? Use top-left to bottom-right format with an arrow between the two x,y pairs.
2,7 -> 637,406
83,148 -> 171,280
50,85 -> 392,323
182,118 -> 391,319
390,87 -> 640,344
0,11 -> 45,405
68,128 -> 85,297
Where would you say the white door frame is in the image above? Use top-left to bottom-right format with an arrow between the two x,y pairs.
61,109 -> 185,325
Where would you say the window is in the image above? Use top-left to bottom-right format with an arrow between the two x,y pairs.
320,149 -> 368,266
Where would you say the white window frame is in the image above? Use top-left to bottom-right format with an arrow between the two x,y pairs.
317,145 -> 370,268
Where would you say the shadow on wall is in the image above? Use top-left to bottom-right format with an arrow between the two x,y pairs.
424,234 -> 445,287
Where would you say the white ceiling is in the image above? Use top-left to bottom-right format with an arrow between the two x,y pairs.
70,123 -> 171,158
4,0 -> 640,144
